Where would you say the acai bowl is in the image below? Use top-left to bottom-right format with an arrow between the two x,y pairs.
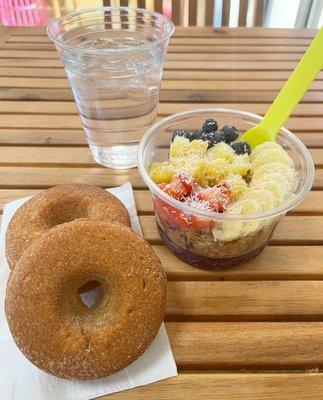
138,109 -> 314,268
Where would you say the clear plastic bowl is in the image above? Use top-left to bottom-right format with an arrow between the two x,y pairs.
138,109 -> 315,268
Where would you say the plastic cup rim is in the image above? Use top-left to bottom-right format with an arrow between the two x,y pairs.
47,6 -> 175,56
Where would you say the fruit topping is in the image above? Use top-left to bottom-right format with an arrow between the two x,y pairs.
231,141 -> 251,155
150,161 -> 175,184
208,142 -> 236,162
170,136 -> 208,158
195,182 -> 231,212
162,173 -> 196,201
199,130 -> 226,148
202,118 -> 218,133
171,129 -> 191,142
222,124 -> 239,144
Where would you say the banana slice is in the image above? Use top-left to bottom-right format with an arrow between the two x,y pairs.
250,141 -> 285,162
213,197 -> 263,241
252,161 -> 295,181
242,188 -> 278,210
251,148 -> 294,172
250,179 -> 286,205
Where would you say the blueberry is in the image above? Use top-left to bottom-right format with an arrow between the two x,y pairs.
222,124 -> 239,144
171,129 -> 190,142
231,141 -> 251,155
189,130 -> 202,141
202,118 -> 218,133
199,130 -> 225,148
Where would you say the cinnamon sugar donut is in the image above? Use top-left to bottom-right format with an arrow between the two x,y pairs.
6,184 -> 130,269
5,219 -> 166,380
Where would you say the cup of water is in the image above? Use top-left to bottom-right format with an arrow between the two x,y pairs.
48,7 -> 174,169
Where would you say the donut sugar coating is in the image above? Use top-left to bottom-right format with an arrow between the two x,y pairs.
5,184 -> 130,269
5,219 -> 166,380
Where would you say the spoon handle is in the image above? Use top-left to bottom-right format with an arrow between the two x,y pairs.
259,27 -> 323,140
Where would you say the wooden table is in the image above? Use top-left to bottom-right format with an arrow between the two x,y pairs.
1,26 -> 323,399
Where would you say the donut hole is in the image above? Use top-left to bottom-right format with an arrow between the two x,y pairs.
78,280 -> 103,310
43,200 -> 89,228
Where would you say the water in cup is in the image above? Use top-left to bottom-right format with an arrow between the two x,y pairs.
47,8 -> 174,169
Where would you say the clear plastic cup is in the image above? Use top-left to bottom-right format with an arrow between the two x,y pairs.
47,7 -> 174,169
138,109 -> 315,268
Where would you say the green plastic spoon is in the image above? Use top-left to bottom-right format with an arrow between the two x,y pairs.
240,27 -> 323,150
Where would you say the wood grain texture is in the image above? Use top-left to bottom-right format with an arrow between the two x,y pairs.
0,27 -> 323,398
108,372 -> 323,400
166,321 -> 323,368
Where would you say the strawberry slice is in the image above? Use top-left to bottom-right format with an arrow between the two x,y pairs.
154,197 -> 216,232
196,182 -> 231,212
154,198 -> 191,230
162,173 -> 196,201
190,215 -> 217,231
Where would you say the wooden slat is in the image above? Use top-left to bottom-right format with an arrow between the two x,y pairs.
0,27 -> 12,49
3,43 -> 309,54
154,245 -> 323,281
0,166 -> 321,191
166,281 -> 323,320
169,37 -> 313,45
139,215 -> 323,245
172,27 -> 318,38
0,129 -> 320,148
2,101 -> 323,117
9,35 -> 314,46
4,69 -> 323,81
0,146 -> 321,168
3,78 -> 323,91
11,26 -> 318,38
2,88 -> 323,102
109,373 -> 323,400
0,113 -> 323,131
166,321 -> 323,368
0,50 -> 305,61
0,59 -> 305,70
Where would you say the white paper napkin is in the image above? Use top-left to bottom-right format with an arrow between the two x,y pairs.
0,182 -> 177,400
